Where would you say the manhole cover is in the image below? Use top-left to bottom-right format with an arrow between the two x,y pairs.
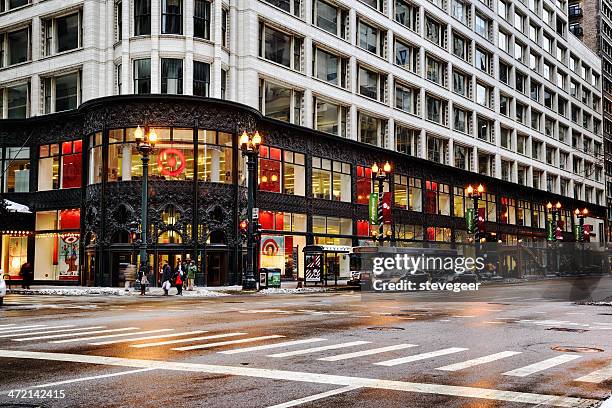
551,345 -> 604,353
546,327 -> 589,333
367,326 -> 405,331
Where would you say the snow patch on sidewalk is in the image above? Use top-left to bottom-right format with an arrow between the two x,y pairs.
257,287 -> 329,294
8,287 -> 229,297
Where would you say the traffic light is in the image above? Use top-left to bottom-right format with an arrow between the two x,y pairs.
239,219 -> 248,240
253,223 -> 263,242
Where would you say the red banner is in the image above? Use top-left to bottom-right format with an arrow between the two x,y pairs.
382,192 -> 392,224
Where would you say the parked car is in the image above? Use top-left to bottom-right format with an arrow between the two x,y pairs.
0,273 -> 6,306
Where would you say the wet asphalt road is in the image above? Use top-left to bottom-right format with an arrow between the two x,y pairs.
0,277 -> 611,408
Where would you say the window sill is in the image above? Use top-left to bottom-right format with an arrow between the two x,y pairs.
0,60 -> 32,72
311,24 -> 351,45
311,76 -> 350,94
0,2 -> 32,16
258,57 -> 305,77
39,47 -> 83,62
258,0 -> 304,22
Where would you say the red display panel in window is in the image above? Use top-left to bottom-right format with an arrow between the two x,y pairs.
356,166 -> 372,204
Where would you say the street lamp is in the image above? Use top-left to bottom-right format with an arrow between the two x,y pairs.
134,125 -> 157,281
240,130 -> 262,290
575,207 -> 588,242
467,184 -> 485,242
546,201 -> 562,241
371,161 -> 392,245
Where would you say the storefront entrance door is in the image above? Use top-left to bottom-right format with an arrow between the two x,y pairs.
206,251 -> 227,286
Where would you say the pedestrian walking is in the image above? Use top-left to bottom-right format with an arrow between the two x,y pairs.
174,262 -> 184,296
161,261 -> 172,296
187,260 -> 196,291
182,260 -> 189,290
137,265 -> 149,296
19,262 -> 33,289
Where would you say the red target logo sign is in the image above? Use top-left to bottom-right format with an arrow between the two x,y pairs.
158,148 -> 186,177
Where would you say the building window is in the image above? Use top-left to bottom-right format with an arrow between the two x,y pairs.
38,141 -> 82,191
394,174 -> 422,211
358,20 -> 384,57
194,0 -> 211,40
426,94 -> 447,125
114,0 -> 122,42
395,125 -> 419,156
517,134 -> 528,155
43,12 -> 81,56
116,64 -> 122,94
454,144 -> 471,170
315,0 -> 348,38
258,146 -> 305,195
311,157 -> 351,202
260,79 -> 303,125
2,147 -> 30,193
426,55 -> 446,85
260,24 -> 303,71
359,113 -> 384,146
475,47 -> 492,74
476,82 -> 492,108
395,81 -> 418,114
425,15 -> 445,48
315,98 -> 347,137
500,94 -> 510,116
43,71 -> 81,113
161,0 -> 182,34
453,107 -> 470,133
499,61 -> 510,85
395,38 -> 419,73
500,127 -> 511,148
453,70 -> 469,97
427,134 -> 448,164
134,0 -> 151,35
395,0 -> 418,32
264,0 -> 301,16
88,132 -> 103,185
475,13 -> 491,40
161,58 -> 183,94
149,128 -> 196,181
133,58 -> 151,94
314,47 -> 347,87
221,8 -> 228,47
452,31 -> 469,61
355,165 -> 373,205
313,216 -> 352,245
360,0 -> 384,12
0,27 -> 30,67
34,209 -> 81,281
358,65 -> 385,101
221,69 -> 227,99
477,116 -> 494,143
193,61 -> 210,97
1,83 -> 29,119
451,0 -> 469,25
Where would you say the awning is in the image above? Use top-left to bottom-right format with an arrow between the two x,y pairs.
3,199 -> 31,213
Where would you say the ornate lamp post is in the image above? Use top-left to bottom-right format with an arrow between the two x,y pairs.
371,161 -> 392,245
134,125 -> 157,279
467,184 -> 485,242
546,201 -> 562,241
239,130 -> 262,290
575,207 -> 588,242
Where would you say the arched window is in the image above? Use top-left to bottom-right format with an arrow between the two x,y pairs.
207,230 -> 227,244
162,205 -> 181,225
158,230 -> 182,244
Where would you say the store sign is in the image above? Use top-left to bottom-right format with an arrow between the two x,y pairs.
158,148 -> 186,177
382,192 -> 392,224
368,193 -> 378,225
466,208 -> 475,234
305,254 -> 322,282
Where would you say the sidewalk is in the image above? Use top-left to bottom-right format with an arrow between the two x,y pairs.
6,280 -> 353,297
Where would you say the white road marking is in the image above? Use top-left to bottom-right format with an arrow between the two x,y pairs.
90,330 -> 209,345
0,350 -> 596,407
219,338 -> 326,354
483,321 -> 505,324
574,364 -> 612,383
14,328 -> 139,342
266,386 -> 361,408
50,329 -> 174,344
131,332 -> 247,348
0,326 -> 104,339
0,324 -> 17,328
173,335 -> 285,351
503,355 -> 582,377
436,351 -> 522,371
0,368 -> 156,395
268,341 -> 372,358
318,344 -> 417,362
0,324 -> 49,333
374,347 -> 469,367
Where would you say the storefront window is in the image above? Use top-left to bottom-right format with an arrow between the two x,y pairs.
88,132 -> 103,184
150,128 -> 194,180
453,186 -> 465,217
1,233 -> 29,278
394,175 -> 422,211
426,226 -> 451,241
108,128 -> 144,182
356,165 -> 372,204
34,209 -> 80,281
425,181 -> 450,215
313,215 -> 352,245
312,157 -> 351,202
38,140 -> 82,191
532,203 -> 545,228
517,200 -> 531,226
198,130 -> 232,183
258,146 -> 305,195
2,146 -> 30,192
499,197 -> 516,224
258,211 -> 307,281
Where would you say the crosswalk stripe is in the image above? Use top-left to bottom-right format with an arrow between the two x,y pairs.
374,347 -> 469,367
0,325 -> 49,333
50,329 -> 174,344
0,326 -> 104,339
89,331 -> 209,346
14,328 -> 139,342
268,341 -> 372,358
0,324 -> 17,328
436,351 -> 522,371
574,364 -> 612,383
502,355 -> 582,377
317,344 -> 418,362
219,338 -> 327,354
131,332 -> 246,348
173,335 -> 285,351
